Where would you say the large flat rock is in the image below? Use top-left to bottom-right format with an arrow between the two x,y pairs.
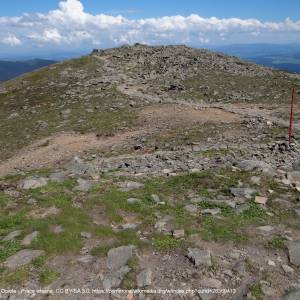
4,249 -> 45,270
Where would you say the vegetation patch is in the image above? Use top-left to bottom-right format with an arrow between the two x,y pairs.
267,236 -> 286,250
0,240 -> 22,262
39,268 -> 60,285
153,234 -> 183,252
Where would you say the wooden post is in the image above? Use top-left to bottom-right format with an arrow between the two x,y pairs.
289,85 -> 296,144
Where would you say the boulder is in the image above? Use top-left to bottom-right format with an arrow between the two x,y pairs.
21,231 -> 39,246
187,248 -> 212,267
107,245 -> 136,270
137,269 -> 152,288
237,160 -> 274,174
103,266 -> 131,289
283,289 -> 300,300
19,177 -> 48,190
287,241 -> 300,267
2,230 -> 22,241
4,249 -> 44,270
230,188 -> 257,199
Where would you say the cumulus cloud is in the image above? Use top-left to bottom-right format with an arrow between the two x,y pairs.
0,0 -> 300,52
2,34 -> 21,46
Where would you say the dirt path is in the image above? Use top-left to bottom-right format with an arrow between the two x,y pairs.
0,130 -> 142,177
0,105 -> 241,177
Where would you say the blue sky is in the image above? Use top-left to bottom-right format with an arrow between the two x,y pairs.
0,0 -> 300,56
2,0 -> 300,21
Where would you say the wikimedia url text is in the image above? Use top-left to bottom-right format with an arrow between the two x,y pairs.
0,288 -> 236,296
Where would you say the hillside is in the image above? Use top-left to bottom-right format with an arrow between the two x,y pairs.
0,59 -> 56,82
0,44 -> 300,299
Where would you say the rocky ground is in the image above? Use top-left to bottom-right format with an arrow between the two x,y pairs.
0,44 -> 300,299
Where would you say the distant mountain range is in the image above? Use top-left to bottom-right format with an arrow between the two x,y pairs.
208,44 -> 300,74
0,44 -> 299,82
0,59 -> 56,81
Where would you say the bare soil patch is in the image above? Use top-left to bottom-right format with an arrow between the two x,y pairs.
139,105 -> 240,128
0,105 -> 240,177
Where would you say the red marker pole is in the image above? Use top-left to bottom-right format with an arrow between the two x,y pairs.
289,85 -> 296,144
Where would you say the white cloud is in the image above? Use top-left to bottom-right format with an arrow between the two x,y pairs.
0,0 -> 300,51
2,34 -> 21,46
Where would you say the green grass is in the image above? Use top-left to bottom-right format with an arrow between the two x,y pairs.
183,71 -> 294,105
201,217 -> 245,243
121,257 -> 138,289
0,180 -> 94,256
250,283 -> 263,300
0,240 -> 22,262
0,192 -> 12,208
39,269 -> 60,285
267,236 -> 286,250
0,268 -> 29,288
153,234 -> 183,252
0,212 -> 27,235
32,255 -> 46,268
201,148 -> 230,158
0,55 -> 138,161
200,203 -> 269,243
91,229 -> 143,257
88,169 -> 280,246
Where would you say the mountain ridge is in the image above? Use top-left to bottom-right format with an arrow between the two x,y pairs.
0,44 -> 300,298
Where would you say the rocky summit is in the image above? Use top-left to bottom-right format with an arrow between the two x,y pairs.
0,44 -> 300,299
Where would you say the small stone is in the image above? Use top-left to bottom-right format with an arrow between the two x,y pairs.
151,194 -> 161,203
235,203 -> 250,214
103,266 -> 131,289
154,221 -> 167,232
254,196 -> 268,205
261,282 -> 275,297
223,269 -> 233,278
187,248 -> 212,267
20,177 -> 48,190
199,278 -> 222,289
230,187 -> 257,199
287,171 -> 300,185
4,249 -> 45,270
257,225 -> 273,232
127,198 -> 141,204
77,255 -> 95,264
27,198 -> 37,205
237,160 -> 273,174
28,206 -> 61,219
272,198 -> 292,209
202,208 -> 221,215
287,241 -> 300,267
107,245 -> 136,270
73,178 -> 95,192
282,264 -> 294,273
2,230 -> 22,241
119,181 -> 144,192
81,232 -> 92,239
267,260 -> 275,266
137,269 -> 152,288
172,229 -> 185,239
120,223 -> 140,230
283,289 -> 300,300
21,231 -> 39,246
184,204 -> 198,214
250,176 -> 261,185
232,260 -> 246,275
49,172 -> 67,183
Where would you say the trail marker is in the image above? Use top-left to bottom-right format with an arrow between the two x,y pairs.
288,85 -> 296,144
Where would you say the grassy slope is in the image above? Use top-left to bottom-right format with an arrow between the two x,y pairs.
0,56 -> 137,161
